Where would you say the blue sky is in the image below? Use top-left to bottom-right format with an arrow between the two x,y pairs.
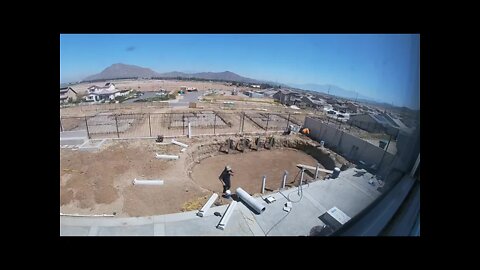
60,34 -> 420,109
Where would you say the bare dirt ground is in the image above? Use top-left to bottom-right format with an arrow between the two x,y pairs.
68,79 -> 251,96
60,133 -> 339,217
190,149 -> 321,196
60,140 -> 209,217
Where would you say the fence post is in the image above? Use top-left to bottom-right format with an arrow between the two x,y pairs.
265,113 -> 270,132
182,113 -> 185,135
241,112 -> 245,134
299,168 -> 305,195
286,113 -> 291,129
148,113 -> 152,137
281,171 -> 288,189
213,113 -> 216,135
60,117 -> 64,132
84,116 -> 90,139
261,176 -> 266,194
115,115 -> 120,138
240,112 -> 245,134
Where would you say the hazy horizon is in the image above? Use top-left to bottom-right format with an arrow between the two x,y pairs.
60,34 -> 420,109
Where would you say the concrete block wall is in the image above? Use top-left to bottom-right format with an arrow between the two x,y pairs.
304,117 -> 395,170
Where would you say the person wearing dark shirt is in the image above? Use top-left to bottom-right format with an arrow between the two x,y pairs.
219,165 -> 234,197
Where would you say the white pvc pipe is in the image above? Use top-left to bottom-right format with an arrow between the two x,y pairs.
171,139 -> 188,148
297,164 -> 333,174
60,213 -> 115,217
188,122 -> 192,138
282,171 -> 288,189
261,176 -> 266,194
133,178 -> 164,185
155,153 -> 179,160
236,187 -> 266,214
299,168 -> 305,195
217,200 -> 238,230
197,193 -> 218,217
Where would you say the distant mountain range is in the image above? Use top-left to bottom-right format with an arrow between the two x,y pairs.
83,63 -> 159,81
80,63 -> 417,109
288,83 -> 376,102
82,63 -> 278,85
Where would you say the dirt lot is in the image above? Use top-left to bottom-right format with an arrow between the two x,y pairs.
60,140 -> 209,217
67,79 -> 253,96
60,134 -> 338,217
191,149 -> 321,195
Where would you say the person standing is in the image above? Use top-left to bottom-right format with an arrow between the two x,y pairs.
219,165 -> 234,197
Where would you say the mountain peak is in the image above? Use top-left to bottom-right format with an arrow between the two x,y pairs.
83,64 -> 266,84
83,63 -> 160,81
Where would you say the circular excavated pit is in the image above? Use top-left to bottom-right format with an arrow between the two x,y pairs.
191,148 -> 324,196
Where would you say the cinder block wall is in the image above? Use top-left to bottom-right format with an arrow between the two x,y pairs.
304,117 -> 394,170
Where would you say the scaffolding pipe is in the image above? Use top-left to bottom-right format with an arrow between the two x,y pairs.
299,168 -> 305,195
281,171 -> 288,189
217,200 -> 238,230
236,187 -> 265,214
133,178 -> 164,185
296,164 -> 333,174
155,153 -> 179,160
261,176 -> 266,194
197,193 -> 218,217
171,139 -> 188,148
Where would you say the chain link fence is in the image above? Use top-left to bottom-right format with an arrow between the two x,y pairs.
60,111 -> 312,139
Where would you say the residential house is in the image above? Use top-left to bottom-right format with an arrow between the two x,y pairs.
301,96 -> 326,109
245,91 -> 264,98
87,82 -> 116,93
60,86 -> 78,104
85,82 -> 119,103
262,89 -> 278,97
273,90 -> 303,106
345,102 -> 359,113
348,112 -> 412,138
347,113 -> 391,133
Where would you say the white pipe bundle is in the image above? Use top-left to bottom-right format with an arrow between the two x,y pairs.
155,153 -> 179,160
171,139 -> 188,148
217,200 -> 237,230
236,187 -> 266,214
197,193 -> 218,217
133,178 -> 164,186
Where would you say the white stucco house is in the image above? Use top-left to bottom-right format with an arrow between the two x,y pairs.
85,82 -> 122,103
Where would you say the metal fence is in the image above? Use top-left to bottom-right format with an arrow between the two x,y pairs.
60,112 -> 309,139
